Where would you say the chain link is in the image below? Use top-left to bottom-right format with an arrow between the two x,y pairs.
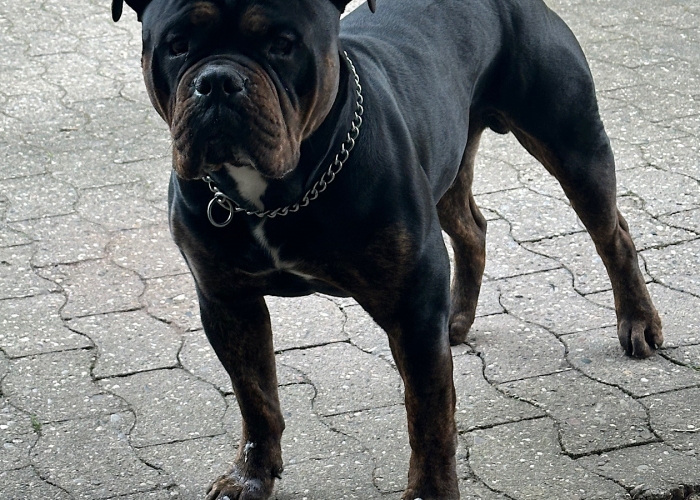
204,51 -> 364,226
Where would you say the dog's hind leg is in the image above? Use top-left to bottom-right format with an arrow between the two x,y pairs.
437,126 -> 488,345
499,13 -> 662,357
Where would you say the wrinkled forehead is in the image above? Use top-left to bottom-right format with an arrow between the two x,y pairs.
142,0 -> 335,38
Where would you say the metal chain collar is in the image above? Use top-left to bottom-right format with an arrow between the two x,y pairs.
203,51 -> 364,227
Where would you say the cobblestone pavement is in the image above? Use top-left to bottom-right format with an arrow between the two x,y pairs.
1,0 -> 699,498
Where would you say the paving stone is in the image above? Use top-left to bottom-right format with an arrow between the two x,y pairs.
43,52 -> 122,103
277,384 -> 365,467
25,29 -> 80,57
278,343 -> 402,416
0,467 -> 72,500
51,136 -> 172,192
110,224 -> 188,279
0,174 -> 78,222
514,162 -> 568,201
641,136 -> 700,181
124,157 -> 173,206
670,114 -> 700,139
67,310 -> 181,379
476,188 -> 583,242
565,327 -> 700,397
499,269 -> 616,334
99,368 -> 226,447
609,84 -> 700,120
32,412 -> 165,499
342,303 -> 393,364
0,55 -> 62,101
0,142 -> 50,180
137,434 -> 235,500
76,183 -> 166,231
484,219 -> 560,280
643,239 -> 700,296
459,478 -> 510,500
328,405 -> 409,493
37,260 -> 144,318
0,350 -> 7,379
0,399 -> 37,471
453,354 -> 543,432
273,450 -> 380,500
467,418 -> 629,499
523,232 -> 609,295
180,330 -> 232,393
10,213 -> 110,266
479,130 -> 535,167
472,157 -> 521,196
3,94 -> 87,150
609,139 -> 647,171
0,221 -> 30,247
660,208 -> 700,233
69,98 -> 160,136
501,370 -> 654,456
267,295 -> 347,351
467,314 -> 568,383
3,350 -> 126,422
476,280 -> 505,318
0,245 -> 60,299
634,283 -> 700,349
588,59 -> 645,93
144,273 -> 202,331
663,345 -> 700,371
602,105 -> 688,146
50,145 -> 159,191
578,443 -> 700,500
620,195 -> 698,250
0,293 -> 92,357
618,167 -> 699,217
642,388 -> 700,454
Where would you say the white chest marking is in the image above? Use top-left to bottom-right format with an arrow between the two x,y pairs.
252,224 -> 315,280
225,164 -> 268,210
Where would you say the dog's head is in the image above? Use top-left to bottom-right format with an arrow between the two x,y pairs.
113,0 -> 374,180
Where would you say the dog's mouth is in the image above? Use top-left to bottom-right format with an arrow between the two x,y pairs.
170,58 -> 301,181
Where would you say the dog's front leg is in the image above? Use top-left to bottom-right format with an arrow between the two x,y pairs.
199,295 -> 284,500
390,321 -> 459,500
364,242 -> 460,500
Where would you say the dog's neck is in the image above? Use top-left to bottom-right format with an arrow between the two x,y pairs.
204,52 -> 357,216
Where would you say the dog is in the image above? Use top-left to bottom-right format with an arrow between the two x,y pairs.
111,0 -> 663,498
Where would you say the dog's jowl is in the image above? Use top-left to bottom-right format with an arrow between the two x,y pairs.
112,0 -> 663,498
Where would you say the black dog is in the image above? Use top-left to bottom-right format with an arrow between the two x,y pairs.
112,0 -> 663,498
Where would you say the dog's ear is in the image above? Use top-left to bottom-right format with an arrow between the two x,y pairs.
112,0 -> 152,22
331,0 -> 377,14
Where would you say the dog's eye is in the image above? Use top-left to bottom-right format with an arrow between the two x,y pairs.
169,38 -> 189,57
269,33 -> 296,56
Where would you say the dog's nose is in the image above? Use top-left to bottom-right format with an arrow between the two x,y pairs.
194,66 -> 246,99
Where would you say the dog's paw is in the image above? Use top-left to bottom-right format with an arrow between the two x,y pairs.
448,314 -> 472,345
617,313 -> 663,358
205,471 -> 272,500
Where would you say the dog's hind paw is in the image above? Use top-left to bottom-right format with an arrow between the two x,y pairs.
448,314 -> 473,345
617,313 -> 663,359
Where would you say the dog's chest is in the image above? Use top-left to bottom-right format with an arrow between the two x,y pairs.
226,164 -> 267,210
251,223 -> 314,281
